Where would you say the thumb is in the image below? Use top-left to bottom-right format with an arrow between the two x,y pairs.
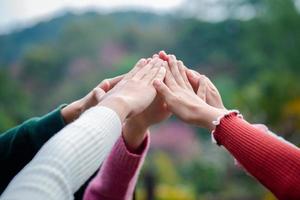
153,79 -> 173,100
186,69 -> 201,92
93,88 -> 106,102
197,75 -> 207,101
98,80 -> 110,92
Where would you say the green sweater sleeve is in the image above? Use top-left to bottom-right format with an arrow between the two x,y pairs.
0,105 -> 66,194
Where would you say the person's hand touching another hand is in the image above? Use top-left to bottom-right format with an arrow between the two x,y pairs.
159,50 -> 225,109
186,70 -> 226,110
99,58 -> 167,123
153,55 -> 226,131
122,56 -> 171,151
61,75 -> 123,124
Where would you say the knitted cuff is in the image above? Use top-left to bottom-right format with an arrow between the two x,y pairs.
211,110 -> 243,145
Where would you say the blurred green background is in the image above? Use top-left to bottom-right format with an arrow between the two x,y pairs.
1,0 -> 300,199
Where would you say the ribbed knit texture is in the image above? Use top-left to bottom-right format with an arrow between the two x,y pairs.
84,133 -> 150,200
0,106 -> 122,200
213,113 -> 300,200
0,104 -> 66,194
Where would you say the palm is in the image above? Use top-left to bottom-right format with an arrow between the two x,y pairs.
137,95 -> 171,126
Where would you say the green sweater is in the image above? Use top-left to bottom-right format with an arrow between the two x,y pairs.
0,106 -> 66,193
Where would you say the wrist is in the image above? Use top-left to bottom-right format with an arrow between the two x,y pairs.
128,115 -> 150,131
195,105 -> 228,131
123,118 -> 149,151
98,96 -> 130,122
61,100 -> 84,124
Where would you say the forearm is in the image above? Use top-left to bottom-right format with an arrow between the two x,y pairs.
122,117 -> 149,152
84,133 -> 149,200
213,113 -> 300,200
1,106 -> 122,200
0,105 -> 66,193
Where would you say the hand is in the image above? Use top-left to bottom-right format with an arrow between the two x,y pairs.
153,55 -> 226,131
186,70 -> 225,109
61,75 -> 123,124
160,50 -> 225,109
129,54 -> 171,127
123,56 -> 171,151
99,58 -> 167,122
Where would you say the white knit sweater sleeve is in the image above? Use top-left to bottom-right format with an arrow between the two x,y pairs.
0,106 -> 122,200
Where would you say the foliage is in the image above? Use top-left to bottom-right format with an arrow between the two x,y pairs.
1,0 -> 300,198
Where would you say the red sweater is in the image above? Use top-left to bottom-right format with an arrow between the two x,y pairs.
213,113 -> 300,200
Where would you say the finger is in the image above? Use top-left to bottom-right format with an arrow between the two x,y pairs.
93,87 -> 106,102
152,54 -> 159,58
197,75 -> 207,101
204,76 -> 219,92
177,60 -> 193,90
159,50 -> 169,61
164,61 -> 177,89
150,64 -> 167,84
205,87 -> 223,108
153,79 -> 173,102
146,58 -> 152,63
133,57 -> 161,80
98,74 -> 125,92
186,69 -> 201,92
143,60 -> 166,84
169,55 -> 186,87
123,58 -> 147,81
97,80 -> 110,92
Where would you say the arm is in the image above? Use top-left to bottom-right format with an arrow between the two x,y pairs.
0,75 -> 124,194
213,113 -> 300,200
154,53 -> 300,199
0,106 -> 122,200
84,133 -> 150,200
0,105 -> 66,193
1,57 -> 167,200
84,55 -> 170,200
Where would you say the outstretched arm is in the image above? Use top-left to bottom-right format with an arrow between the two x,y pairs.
1,57 -> 167,200
156,51 -> 300,200
83,133 -> 150,200
213,113 -> 300,200
0,76 -> 123,194
84,56 -> 171,200
0,106 -> 122,200
187,63 -> 300,199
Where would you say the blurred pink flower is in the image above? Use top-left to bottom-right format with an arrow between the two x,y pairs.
99,42 -> 126,68
150,121 -> 201,162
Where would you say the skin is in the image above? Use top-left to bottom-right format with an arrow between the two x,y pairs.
186,69 -> 225,109
153,53 -> 227,131
159,50 -> 224,104
60,75 -> 124,124
122,56 -> 171,151
62,57 -> 169,151
99,57 -> 167,131
159,50 -> 226,109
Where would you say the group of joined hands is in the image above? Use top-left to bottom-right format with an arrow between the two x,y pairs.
62,50 -> 228,151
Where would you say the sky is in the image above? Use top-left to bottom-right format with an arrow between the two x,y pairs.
0,0 -> 185,34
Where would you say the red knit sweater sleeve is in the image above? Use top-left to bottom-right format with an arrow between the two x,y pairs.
213,113 -> 300,200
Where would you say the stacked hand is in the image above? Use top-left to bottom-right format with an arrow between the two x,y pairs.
64,51 -> 227,151
153,51 -> 227,130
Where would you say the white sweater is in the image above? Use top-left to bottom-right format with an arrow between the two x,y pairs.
0,106 -> 122,200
